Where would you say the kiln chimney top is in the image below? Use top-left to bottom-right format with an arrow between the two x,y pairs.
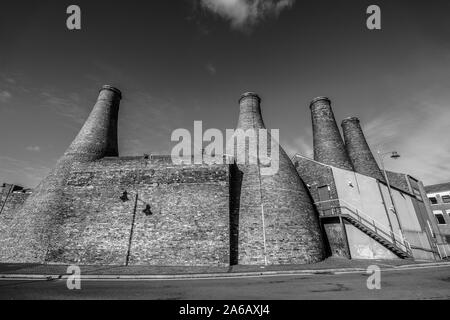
239,92 -> 261,104
100,85 -> 122,100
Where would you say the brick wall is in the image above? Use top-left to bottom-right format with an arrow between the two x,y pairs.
293,156 -> 349,258
0,157 -> 230,266
341,117 -> 385,182
310,97 -> 353,171
0,191 -> 31,232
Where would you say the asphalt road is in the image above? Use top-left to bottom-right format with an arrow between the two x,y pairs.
0,266 -> 449,300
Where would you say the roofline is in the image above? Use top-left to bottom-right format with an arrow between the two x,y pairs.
293,154 -> 417,197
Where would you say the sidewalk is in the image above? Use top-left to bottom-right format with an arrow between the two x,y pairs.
1,257 -> 449,280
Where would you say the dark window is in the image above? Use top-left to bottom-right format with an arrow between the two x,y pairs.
442,195 -> 450,203
429,197 -> 437,204
446,235 -> 450,244
434,212 -> 446,225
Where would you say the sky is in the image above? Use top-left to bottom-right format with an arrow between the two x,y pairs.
0,0 -> 449,188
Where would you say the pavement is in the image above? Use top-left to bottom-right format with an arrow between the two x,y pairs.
0,258 -> 449,280
1,257 -> 448,280
0,263 -> 449,300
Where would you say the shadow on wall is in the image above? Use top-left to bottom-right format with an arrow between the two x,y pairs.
230,163 -> 243,266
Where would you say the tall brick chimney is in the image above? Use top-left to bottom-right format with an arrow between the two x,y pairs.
341,117 -> 385,182
0,86 -> 122,263
230,92 -> 325,265
310,97 -> 353,170
64,85 -> 121,161
237,92 -> 266,129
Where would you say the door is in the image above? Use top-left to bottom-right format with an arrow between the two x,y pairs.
318,185 -> 333,216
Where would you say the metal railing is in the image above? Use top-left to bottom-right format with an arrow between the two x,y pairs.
315,198 -> 412,256
436,243 -> 450,259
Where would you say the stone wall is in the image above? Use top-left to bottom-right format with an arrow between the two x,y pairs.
341,117 -> 385,182
0,190 -> 31,231
293,155 -> 338,203
0,157 -> 231,266
293,156 -> 350,258
232,93 -> 326,265
310,97 -> 353,171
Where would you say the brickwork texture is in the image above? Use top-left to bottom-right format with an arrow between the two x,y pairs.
341,117 -> 386,182
0,87 -> 327,266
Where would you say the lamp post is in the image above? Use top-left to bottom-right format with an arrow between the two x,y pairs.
120,190 -> 153,266
377,150 -> 404,244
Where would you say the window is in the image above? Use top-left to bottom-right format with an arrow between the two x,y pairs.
442,195 -> 450,203
433,211 -> 446,225
446,209 -> 450,217
429,197 -> 438,204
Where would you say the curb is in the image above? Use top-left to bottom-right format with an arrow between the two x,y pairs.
1,262 -> 449,281
0,268 -> 366,281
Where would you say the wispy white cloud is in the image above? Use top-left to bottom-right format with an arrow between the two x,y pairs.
119,91 -> 186,156
26,146 -> 41,152
0,156 -> 51,188
199,0 -> 295,30
4,77 -> 16,84
206,62 -> 217,75
40,91 -> 87,125
283,131 -> 313,159
363,96 -> 450,185
0,90 -> 12,103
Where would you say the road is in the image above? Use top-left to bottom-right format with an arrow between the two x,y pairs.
0,265 -> 449,300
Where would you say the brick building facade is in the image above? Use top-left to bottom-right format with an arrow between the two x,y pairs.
425,183 -> 450,246
0,87 -> 325,266
0,88 -> 447,265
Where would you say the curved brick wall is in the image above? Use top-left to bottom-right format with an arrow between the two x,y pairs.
341,117 -> 386,182
0,86 -> 122,263
310,97 -> 353,171
65,85 -> 121,161
231,92 -> 325,265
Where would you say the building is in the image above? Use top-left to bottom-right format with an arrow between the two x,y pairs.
425,183 -> 450,255
0,184 -> 32,219
0,86 -> 324,266
0,86 -> 447,266
294,97 -> 447,261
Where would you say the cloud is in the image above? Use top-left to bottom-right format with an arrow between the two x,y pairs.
5,78 -> 16,84
206,63 -> 217,75
200,0 -> 295,30
40,91 -> 88,125
0,156 -> 51,188
363,96 -> 450,185
283,132 -> 313,159
119,91 -> 186,156
0,91 -> 12,103
26,146 -> 41,152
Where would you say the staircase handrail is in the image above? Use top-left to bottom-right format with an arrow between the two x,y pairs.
315,198 -> 411,254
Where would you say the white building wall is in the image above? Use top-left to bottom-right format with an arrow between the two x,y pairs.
332,167 -> 434,260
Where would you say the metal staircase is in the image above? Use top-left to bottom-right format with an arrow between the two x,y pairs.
315,199 -> 413,259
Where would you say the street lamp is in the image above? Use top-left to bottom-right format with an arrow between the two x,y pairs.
120,190 -> 153,266
390,151 -> 400,159
377,150 -> 404,244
